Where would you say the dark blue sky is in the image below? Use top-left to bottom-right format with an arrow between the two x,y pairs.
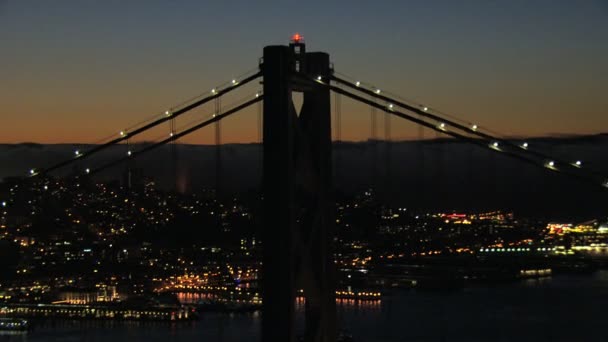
1,0 -> 607,143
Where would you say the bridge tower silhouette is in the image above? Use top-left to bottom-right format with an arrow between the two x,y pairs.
262,36 -> 336,341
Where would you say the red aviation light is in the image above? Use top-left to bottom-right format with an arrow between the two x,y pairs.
291,33 -> 303,43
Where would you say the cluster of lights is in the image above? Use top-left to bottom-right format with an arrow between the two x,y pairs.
335,290 -> 381,298
480,247 -> 555,253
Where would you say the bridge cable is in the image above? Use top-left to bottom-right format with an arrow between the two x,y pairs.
330,75 -> 605,182
33,71 -> 262,177
329,75 -> 607,189
85,96 -> 263,177
309,78 -> 606,190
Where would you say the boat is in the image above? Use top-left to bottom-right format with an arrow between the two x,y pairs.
0,318 -> 30,331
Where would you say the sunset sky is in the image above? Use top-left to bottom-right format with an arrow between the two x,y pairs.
1,1 -> 607,144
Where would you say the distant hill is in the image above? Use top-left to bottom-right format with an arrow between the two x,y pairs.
1,135 -> 607,219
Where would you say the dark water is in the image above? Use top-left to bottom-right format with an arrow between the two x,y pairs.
4,271 -> 608,341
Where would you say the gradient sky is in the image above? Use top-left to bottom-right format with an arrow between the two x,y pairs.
1,0 -> 607,144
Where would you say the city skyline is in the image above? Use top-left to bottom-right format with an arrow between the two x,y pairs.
1,1 -> 607,144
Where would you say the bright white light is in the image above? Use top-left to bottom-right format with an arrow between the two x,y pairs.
423,107 -> 428,111
211,88 -> 217,94
85,168 -> 90,174
165,110 -> 171,117
1,201 -> 6,207
29,169 -> 35,175
575,160 -> 582,167
493,142 -> 499,148
603,180 -> 608,188
231,79 -> 238,85
548,161 -> 555,167
388,104 -> 394,110
169,133 -> 174,137
317,76 -> 322,81
439,123 -> 446,129
355,81 -> 361,87
471,124 -> 478,131
522,142 -> 528,149
255,93 -> 260,98
120,131 -> 125,137
375,89 -> 381,94
127,151 -> 132,156
75,150 -> 80,156
44,185 -> 48,190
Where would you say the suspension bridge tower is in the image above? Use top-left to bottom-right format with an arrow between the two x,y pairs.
262,34 -> 336,342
